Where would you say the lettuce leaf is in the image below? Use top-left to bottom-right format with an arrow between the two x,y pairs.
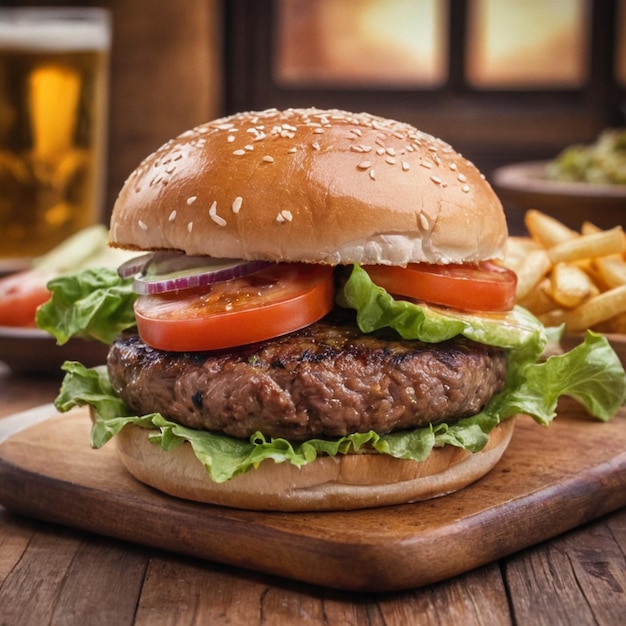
55,360 -> 499,483
36,268 -> 137,345
342,265 -> 626,423
46,264 -> 626,484
55,323 -> 624,483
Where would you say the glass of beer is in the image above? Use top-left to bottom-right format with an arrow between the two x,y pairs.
0,8 -> 111,269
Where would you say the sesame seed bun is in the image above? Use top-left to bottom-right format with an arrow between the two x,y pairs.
115,417 -> 516,511
109,108 -> 507,265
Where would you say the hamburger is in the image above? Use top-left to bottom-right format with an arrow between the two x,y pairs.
38,108 -> 625,511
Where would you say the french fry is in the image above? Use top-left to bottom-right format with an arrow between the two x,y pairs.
548,226 -> 625,264
515,248 -> 552,301
560,285 -> 626,332
582,260 -> 612,292
595,255 -> 626,289
594,311 -> 626,334
524,209 -> 578,247
582,220 -> 626,248
504,211 -> 626,334
518,277 -> 557,315
549,262 -> 599,308
581,221 -> 601,235
504,236 -> 542,272
537,308 -> 568,328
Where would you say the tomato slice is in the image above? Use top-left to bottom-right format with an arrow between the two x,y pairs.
0,269 -> 54,327
363,262 -> 517,313
134,263 -> 335,351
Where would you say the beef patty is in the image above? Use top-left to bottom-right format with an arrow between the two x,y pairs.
107,312 -> 508,440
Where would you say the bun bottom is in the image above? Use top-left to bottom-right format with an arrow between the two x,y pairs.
115,418 -> 516,511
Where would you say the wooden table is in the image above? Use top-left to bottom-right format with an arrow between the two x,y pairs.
1,361 -> 625,626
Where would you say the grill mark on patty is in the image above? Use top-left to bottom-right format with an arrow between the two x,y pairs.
107,311 -> 507,440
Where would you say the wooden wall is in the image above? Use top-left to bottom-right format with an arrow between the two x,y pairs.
105,0 -> 223,219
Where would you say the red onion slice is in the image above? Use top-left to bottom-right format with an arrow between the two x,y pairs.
117,252 -> 154,279
131,252 -> 273,295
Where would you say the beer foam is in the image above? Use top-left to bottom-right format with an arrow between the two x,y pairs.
0,9 -> 110,52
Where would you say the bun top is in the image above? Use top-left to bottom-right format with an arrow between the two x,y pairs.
110,108 -> 507,265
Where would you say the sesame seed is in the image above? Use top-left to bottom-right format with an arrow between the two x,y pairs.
209,200 -> 227,226
187,196 -> 197,205
462,184 -> 471,193
262,155 -> 275,163
138,220 -> 148,231
227,135 -> 235,143
402,161 -> 410,171
369,169 -> 376,180
312,141 -> 320,151
244,144 -> 254,151
188,221 -> 193,233
287,147 -> 297,154
449,162 -> 458,171
314,127 -> 324,134
386,147 -> 396,156
232,196 -> 243,213
350,128 -> 363,137
376,148 -> 385,156
357,160 -> 372,170
168,210 -> 177,221
419,161 -> 433,169
458,173 -> 467,183
385,156 -> 396,165
233,149 -> 246,156
420,213 -> 430,230
430,175 -> 443,185
276,209 -> 293,223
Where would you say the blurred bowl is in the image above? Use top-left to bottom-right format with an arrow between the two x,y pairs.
0,326 -> 108,375
492,160 -> 626,231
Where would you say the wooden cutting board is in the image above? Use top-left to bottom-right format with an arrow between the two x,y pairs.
0,402 -> 625,592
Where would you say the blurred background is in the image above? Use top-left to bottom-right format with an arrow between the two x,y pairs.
5,0 -> 624,235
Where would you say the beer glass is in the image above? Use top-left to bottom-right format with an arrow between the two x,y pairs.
0,8 -> 111,269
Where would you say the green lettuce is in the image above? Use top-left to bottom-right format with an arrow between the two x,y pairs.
36,268 -> 137,345
42,264 -> 626,484
342,265 -> 626,423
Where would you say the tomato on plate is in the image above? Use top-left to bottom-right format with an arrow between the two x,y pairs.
363,262 -> 517,313
0,269 -> 54,327
134,263 -> 335,351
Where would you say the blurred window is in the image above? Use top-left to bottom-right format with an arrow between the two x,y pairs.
274,0 -> 448,88
226,0 -> 623,173
466,0 -> 590,89
274,0 -> 592,91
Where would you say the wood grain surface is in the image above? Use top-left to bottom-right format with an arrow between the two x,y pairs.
0,400 -> 624,593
